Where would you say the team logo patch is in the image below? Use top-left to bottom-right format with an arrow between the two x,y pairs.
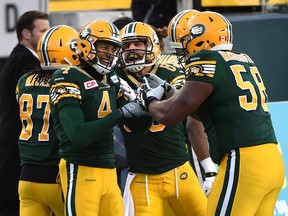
185,65 -> 203,77
180,172 -> 188,180
190,24 -> 205,38
84,80 -> 98,89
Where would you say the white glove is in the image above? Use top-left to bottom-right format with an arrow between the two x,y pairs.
120,78 -> 136,101
136,76 -> 165,109
143,73 -> 178,99
202,173 -> 217,196
118,102 -> 150,118
200,157 -> 217,196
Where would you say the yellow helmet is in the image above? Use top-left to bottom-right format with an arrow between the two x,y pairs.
120,22 -> 161,73
168,9 -> 200,48
77,20 -> 121,75
179,11 -> 233,55
37,25 -> 79,70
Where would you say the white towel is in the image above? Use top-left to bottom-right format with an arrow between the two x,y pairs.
123,172 -> 136,216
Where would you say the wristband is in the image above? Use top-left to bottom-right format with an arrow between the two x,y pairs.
204,172 -> 217,178
146,96 -> 158,110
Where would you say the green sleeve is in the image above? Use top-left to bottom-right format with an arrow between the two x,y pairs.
59,100 -> 122,149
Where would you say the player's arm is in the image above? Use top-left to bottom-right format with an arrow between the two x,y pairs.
148,80 -> 213,125
58,99 -> 122,149
186,116 -> 209,161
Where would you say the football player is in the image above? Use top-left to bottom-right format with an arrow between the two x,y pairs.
116,21 -> 207,216
138,11 -> 285,216
166,9 -> 218,193
49,20 -> 145,216
16,25 -> 79,216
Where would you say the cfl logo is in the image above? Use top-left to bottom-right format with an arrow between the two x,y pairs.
80,28 -> 91,39
190,24 -> 205,37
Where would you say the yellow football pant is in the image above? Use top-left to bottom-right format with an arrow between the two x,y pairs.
130,161 -> 207,216
19,180 -> 64,216
59,158 -> 124,216
207,143 -> 285,216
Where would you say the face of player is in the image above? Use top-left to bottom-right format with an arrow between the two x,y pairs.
122,40 -> 146,64
122,40 -> 152,78
95,41 -> 120,68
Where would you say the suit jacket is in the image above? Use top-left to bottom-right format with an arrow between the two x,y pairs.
0,44 -> 40,199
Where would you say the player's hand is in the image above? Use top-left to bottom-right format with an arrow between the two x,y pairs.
143,73 -> 178,99
202,172 -> 217,196
120,78 -> 136,101
118,102 -> 150,118
136,76 -> 165,109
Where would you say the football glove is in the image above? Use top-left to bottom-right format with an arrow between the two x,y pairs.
143,73 -> 178,99
203,172 -> 217,196
120,78 -> 136,101
118,102 -> 150,118
136,76 -> 165,109
200,157 -> 218,196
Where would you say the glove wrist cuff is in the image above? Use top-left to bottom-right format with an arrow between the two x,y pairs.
200,157 -> 217,173
204,172 -> 217,178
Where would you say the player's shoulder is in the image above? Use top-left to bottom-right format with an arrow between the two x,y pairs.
156,61 -> 184,77
50,66 -> 88,84
186,50 -> 219,63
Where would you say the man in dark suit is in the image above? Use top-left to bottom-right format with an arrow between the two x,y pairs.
0,10 -> 50,216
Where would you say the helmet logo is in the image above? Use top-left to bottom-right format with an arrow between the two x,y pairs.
152,32 -> 159,45
190,24 -> 205,38
80,28 -> 91,39
70,39 -> 77,52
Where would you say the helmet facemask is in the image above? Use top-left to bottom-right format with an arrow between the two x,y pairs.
120,22 -> 161,73
77,20 -> 122,75
83,37 -> 121,75
120,36 -> 156,73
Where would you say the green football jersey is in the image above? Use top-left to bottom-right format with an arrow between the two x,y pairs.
16,73 -> 60,166
185,50 -> 277,164
50,66 -> 122,168
116,62 -> 189,174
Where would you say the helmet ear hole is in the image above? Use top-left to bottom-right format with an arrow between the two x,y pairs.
195,41 -> 204,47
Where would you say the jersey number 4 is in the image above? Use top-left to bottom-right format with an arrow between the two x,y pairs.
231,65 -> 268,112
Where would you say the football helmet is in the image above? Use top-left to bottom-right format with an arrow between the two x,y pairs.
168,9 -> 200,48
77,20 -> 121,75
179,11 -> 233,55
37,25 -> 79,70
120,22 -> 161,73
